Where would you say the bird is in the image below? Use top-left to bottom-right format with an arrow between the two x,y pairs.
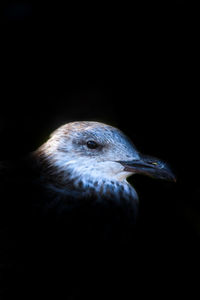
0,121 -> 175,299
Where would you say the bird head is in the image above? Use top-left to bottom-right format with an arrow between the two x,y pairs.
36,121 -> 175,200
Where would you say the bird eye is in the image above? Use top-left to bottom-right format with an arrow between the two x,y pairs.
86,140 -> 99,149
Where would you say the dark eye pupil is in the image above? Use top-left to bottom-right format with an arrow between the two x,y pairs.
87,140 -> 98,149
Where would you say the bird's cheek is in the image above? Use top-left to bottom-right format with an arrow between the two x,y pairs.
101,162 -> 125,179
109,162 -> 135,181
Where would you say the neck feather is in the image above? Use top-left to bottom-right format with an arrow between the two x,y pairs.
33,150 -> 138,203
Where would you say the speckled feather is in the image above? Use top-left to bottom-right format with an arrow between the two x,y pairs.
0,121 -> 175,299
33,121 -> 140,214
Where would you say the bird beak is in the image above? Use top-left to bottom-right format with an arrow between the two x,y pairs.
118,154 -> 176,182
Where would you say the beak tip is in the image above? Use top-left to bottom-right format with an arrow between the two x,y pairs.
171,174 -> 177,183
163,166 -> 176,183
167,175 -> 176,183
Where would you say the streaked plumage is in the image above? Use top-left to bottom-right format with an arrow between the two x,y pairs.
0,121 -> 175,299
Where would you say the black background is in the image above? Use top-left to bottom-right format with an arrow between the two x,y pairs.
0,1 -> 199,297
